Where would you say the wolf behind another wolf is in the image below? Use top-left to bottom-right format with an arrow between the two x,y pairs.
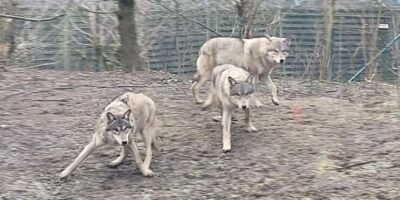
191,35 -> 289,106
59,92 -> 159,178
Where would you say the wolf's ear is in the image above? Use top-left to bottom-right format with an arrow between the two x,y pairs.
228,76 -> 238,86
282,38 -> 289,45
122,109 -> 131,120
264,34 -> 272,42
106,112 -> 116,122
282,37 -> 292,45
246,74 -> 254,84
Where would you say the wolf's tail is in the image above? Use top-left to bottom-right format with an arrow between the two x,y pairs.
118,93 -> 130,106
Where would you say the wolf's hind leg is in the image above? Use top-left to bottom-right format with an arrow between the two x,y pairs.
244,108 -> 258,132
129,139 -> 153,176
201,93 -> 214,110
191,74 -> 208,105
108,146 -> 128,168
152,137 -> 161,153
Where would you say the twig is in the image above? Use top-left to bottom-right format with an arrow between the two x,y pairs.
3,91 -> 25,100
77,5 -> 117,15
32,99 -> 70,102
148,0 -> 222,37
96,85 -> 146,88
335,160 -> 377,171
22,61 -> 60,70
0,12 -> 65,22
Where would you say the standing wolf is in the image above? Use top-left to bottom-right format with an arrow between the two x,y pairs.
202,64 -> 258,152
191,35 -> 289,106
59,92 -> 159,178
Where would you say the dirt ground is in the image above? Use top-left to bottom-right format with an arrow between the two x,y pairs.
0,66 -> 399,199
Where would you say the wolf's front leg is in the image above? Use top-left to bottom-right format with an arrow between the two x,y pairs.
221,108 -> 233,152
265,75 -> 280,105
129,140 -> 153,176
59,139 -> 104,178
244,108 -> 258,132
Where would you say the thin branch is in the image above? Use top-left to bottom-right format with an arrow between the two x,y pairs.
335,160 -> 377,171
0,12 -> 65,22
148,0 -> 223,37
32,99 -> 70,102
76,3 -> 117,15
69,20 -> 94,41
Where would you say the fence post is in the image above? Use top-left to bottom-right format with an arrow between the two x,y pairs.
320,0 -> 336,80
61,11 -> 70,70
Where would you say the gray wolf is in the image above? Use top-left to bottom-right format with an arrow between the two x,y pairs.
202,64 -> 258,152
191,35 -> 289,106
59,92 -> 159,178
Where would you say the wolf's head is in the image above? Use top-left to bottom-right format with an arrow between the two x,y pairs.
228,75 -> 255,109
263,35 -> 290,65
106,110 -> 133,146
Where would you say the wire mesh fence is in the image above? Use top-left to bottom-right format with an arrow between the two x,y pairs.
0,0 -> 399,83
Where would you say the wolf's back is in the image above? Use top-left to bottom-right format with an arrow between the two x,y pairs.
118,92 -> 157,127
199,38 -> 245,67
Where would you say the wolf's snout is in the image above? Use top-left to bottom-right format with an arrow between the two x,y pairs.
242,105 -> 247,109
279,59 -> 285,64
121,141 -> 127,145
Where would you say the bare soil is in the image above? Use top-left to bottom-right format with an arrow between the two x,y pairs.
0,67 -> 399,199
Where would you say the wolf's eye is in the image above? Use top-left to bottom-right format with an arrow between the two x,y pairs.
124,125 -> 133,131
269,50 -> 278,54
230,91 -> 239,96
112,128 -> 119,133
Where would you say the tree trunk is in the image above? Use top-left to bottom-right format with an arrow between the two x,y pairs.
320,0 -> 336,80
236,0 -> 255,39
6,0 -> 17,58
117,0 -> 144,72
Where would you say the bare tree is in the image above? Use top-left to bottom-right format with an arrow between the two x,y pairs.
236,0 -> 255,39
117,0 -> 145,72
5,0 -> 17,58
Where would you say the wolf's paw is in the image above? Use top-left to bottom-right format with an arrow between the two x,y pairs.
59,170 -> 71,179
212,116 -> 222,122
246,126 -> 258,132
141,168 -> 154,177
108,160 -> 123,168
195,100 -> 204,105
222,145 -> 231,153
255,99 -> 264,108
222,148 -> 231,153
201,104 -> 210,111
272,98 -> 280,106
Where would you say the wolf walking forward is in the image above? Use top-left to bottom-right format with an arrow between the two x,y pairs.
202,64 -> 258,152
59,92 -> 159,178
191,35 -> 289,106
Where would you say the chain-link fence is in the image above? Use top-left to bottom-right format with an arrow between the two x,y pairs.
142,0 -> 400,83
1,0 -> 399,83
